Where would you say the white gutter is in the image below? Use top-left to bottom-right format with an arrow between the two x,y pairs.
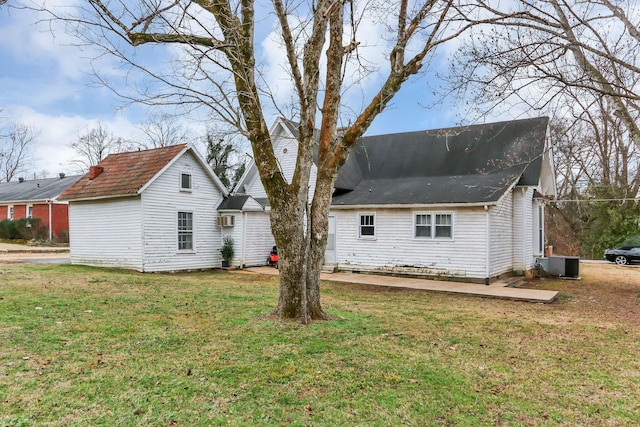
330,201 -> 499,210
60,193 -> 139,202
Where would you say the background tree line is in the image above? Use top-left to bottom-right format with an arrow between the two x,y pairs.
446,0 -> 640,259
547,102 -> 640,259
0,110 -> 246,190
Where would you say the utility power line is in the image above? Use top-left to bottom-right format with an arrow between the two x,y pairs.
551,198 -> 639,203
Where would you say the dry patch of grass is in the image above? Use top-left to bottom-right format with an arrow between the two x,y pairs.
1,262 -> 639,426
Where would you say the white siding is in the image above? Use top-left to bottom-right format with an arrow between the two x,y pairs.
222,211 -> 274,267
68,197 -> 144,270
333,207 -> 489,280
222,213 -> 244,268
242,211 -> 276,266
512,187 -> 536,271
141,151 -> 224,272
244,127 -> 317,201
489,191 -> 515,277
233,122 -> 316,268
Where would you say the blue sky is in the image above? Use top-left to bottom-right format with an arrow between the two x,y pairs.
0,3 -> 471,177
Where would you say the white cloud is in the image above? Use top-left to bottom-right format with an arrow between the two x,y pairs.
3,105 -> 147,175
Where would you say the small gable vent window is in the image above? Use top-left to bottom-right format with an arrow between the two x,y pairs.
181,173 -> 192,191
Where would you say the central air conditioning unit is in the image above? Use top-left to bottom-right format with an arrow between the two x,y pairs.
547,256 -> 580,278
217,215 -> 235,227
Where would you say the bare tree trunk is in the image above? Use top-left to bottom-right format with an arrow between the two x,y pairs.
46,0 -> 476,323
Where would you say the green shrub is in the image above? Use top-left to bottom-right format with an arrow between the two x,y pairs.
16,218 -> 46,240
220,235 -> 234,261
55,229 -> 69,244
0,219 -> 19,239
0,218 -> 46,240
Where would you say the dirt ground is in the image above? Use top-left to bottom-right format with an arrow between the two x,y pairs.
525,262 -> 640,323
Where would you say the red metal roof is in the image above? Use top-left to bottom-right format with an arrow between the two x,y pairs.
59,144 -> 188,201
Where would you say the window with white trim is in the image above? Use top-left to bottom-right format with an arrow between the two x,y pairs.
178,211 -> 193,250
415,214 -> 431,237
415,213 -> 453,239
27,205 -> 33,218
8,205 -> 14,220
536,204 -> 544,254
435,213 -> 453,238
180,173 -> 192,191
359,213 -> 375,238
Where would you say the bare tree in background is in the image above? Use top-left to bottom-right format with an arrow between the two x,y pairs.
445,1 -> 640,257
449,1 -> 640,146
137,112 -> 189,149
546,90 -> 640,257
41,0 -> 502,322
69,122 -> 132,172
0,121 -> 39,182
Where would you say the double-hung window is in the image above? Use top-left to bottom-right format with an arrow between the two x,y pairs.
178,211 -> 193,251
359,213 -> 375,238
434,214 -> 452,238
415,214 -> 431,237
415,213 -> 453,239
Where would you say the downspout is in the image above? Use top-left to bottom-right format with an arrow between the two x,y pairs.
140,194 -> 145,272
541,203 -> 545,256
48,200 -> 53,241
241,212 -> 247,268
522,187 -> 527,272
484,205 -> 490,285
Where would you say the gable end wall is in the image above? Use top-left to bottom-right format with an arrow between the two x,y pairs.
141,150 -> 223,271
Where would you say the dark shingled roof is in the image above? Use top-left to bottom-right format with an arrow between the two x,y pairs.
218,195 -> 250,210
332,117 -> 548,206
59,145 -> 187,201
0,175 -> 83,203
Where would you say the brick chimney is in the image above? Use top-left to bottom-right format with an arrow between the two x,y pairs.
88,166 -> 104,180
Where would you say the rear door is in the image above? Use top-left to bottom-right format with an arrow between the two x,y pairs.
324,215 -> 336,264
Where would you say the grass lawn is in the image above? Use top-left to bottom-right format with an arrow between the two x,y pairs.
1,263 -> 639,426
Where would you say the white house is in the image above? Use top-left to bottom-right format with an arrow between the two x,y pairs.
224,117 -> 556,283
59,144 -> 228,272
216,119 -> 309,267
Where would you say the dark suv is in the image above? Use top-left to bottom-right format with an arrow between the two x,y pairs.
604,245 -> 640,265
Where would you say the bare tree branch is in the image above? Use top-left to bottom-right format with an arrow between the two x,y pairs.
0,122 -> 39,182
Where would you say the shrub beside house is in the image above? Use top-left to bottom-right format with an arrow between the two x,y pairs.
0,174 -> 82,241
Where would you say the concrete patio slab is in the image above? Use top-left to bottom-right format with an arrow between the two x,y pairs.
241,266 -> 559,303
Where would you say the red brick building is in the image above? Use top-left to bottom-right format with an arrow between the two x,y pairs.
0,174 -> 82,240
